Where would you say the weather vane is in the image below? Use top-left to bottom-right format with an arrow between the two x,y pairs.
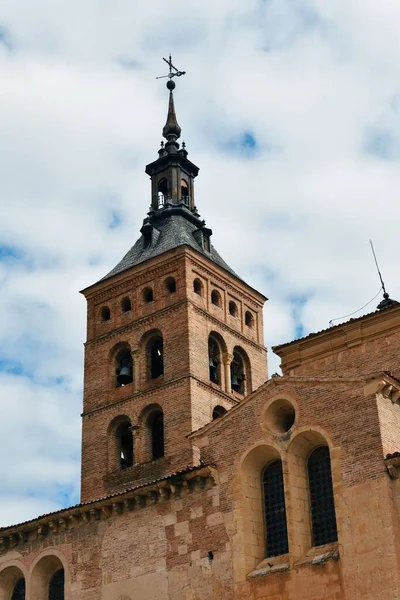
156,55 -> 186,81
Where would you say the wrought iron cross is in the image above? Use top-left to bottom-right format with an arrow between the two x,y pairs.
156,55 -> 186,80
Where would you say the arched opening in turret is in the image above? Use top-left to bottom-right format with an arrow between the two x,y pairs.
165,277 -> 176,294
115,349 -> 133,387
116,421 -> 134,469
101,306 -> 111,322
147,334 -> 164,379
181,179 -> 189,205
121,297 -> 131,313
158,178 -> 168,206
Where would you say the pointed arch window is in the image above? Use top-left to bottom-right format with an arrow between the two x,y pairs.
307,446 -> 338,547
263,460 -> 289,557
49,569 -> 64,600
11,579 -> 25,600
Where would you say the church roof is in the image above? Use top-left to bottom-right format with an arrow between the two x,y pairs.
100,207 -> 239,282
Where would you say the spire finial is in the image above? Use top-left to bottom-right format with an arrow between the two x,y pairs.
156,56 -> 186,150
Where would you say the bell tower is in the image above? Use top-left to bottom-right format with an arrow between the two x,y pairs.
79,60 -> 268,503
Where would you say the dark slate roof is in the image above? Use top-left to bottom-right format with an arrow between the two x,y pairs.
100,207 -> 239,283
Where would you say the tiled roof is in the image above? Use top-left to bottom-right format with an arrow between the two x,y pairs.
100,209 -> 239,283
0,464 -> 206,533
273,303 -> 400,352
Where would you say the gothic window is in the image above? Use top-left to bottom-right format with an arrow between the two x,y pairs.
229,301 -> 238,317
165,277 -> 176,294
48,569 -> 64,600
116,421 -> 134,469
158,178 -> 168,206
101,306 -> 111,321
143,287 -> 154,303
148,410 -> 164,459
212,405 -> 227,420
121,297 -> 131,313
230,349 -> 245,394
116,349 -> 133,387
211,289 -> 221,307
147,335 -> 164,379
208,336 -> 221,385
11,579 -> 25,600
245,310 -> 253,327
193,278 -> 203,296
263,460 -> 289,557
181,179 -> 189,204
307,447 -> 338,547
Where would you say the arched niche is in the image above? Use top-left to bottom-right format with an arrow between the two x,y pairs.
30,552 -> 69,600
0,565 -> 27,600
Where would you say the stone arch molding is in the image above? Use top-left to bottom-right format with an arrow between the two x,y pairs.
29,549 -> 71,600
0,562 -> 28,600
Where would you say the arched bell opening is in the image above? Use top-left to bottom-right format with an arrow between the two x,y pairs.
165,276 -> 176,294
230,349 -> 246,395
245,310 -> 254,328
157,178 -> 168,207
116,421 -> 134,469
211,289 -> 222,307
208,335 -> 222,386
149,410 -> 164,460
181,178 -> 189,205
115,349 -> 133,387
146,334 -> 164,380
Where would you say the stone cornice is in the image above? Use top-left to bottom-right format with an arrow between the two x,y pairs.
85,300 -> 187,347
191,304 -> 266,353
0,466 -> 217,553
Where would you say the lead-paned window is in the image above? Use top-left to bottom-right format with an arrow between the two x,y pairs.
263,460 -> 289,557
308,446 -> 338,547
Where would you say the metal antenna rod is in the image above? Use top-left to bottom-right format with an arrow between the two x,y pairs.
370,239 -> 387,294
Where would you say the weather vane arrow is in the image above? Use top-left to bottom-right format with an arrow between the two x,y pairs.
156,54 -> 186,80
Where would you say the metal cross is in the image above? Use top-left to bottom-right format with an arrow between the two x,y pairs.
156,55 -> 186,80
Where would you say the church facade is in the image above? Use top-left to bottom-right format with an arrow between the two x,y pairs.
1,76 -> 400,600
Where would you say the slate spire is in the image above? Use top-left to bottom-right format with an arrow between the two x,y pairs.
162,80 -> 182,152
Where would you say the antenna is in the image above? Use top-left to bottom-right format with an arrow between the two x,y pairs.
369,239 -> 386,295
156,54 -> 186,80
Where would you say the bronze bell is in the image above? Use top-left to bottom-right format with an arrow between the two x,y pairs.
117,366 -> 133,385
231,374 -> 241,391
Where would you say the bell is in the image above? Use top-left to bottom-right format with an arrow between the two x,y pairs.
231,374 -> 241,392
117,366 -> 133,385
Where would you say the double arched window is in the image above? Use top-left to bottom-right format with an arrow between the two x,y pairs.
261,444 -> 337,558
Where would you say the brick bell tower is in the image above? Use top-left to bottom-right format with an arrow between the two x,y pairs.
79,64 -> 268,503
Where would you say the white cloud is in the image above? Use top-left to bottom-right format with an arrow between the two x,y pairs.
1,0 -> 400,524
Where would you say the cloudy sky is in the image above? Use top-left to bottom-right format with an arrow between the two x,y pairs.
1,0 -> 400,526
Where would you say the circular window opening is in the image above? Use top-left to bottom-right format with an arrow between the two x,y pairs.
264,399 -> 295,434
